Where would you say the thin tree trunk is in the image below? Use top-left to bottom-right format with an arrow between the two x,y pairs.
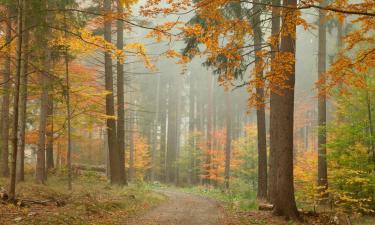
45,91 -> 54,171
252,1 -> 268,200
159,76 -> 167,182
116,0 -> 127,185
188,73 -> 195,185
204,72 -> 213,185
224,92 -> 232,190
273,0 -> 299,219
1,8 -> 12,178
16,10 -> 30,182
317,0 -> 328,193
36,47 -> 51,183
268,0 -> 280,204
128,95 -> 135,180
151,75 -> 161,182
166,78 -> 177,183
9,0 -> 24,201
104,0 -> 123,184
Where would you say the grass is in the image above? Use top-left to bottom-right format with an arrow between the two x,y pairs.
0,171 -> 166,225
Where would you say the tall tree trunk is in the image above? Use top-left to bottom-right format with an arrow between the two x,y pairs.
273,0 -> 299,219
9,0 -> 24,201
204,72 -> 213,185
224,92 -> 232,190
151,75 -> 161,182
45,91 -> 54,171
104,0 -> 123,184
268,0 -> 281,204
188,72 -> 196,185
16,10 -> 30,182
174,77 -> 181,186
159,76 -> 167,182
1,8 -> 12,178
128,94 -> 135,180
36,47 -> 50,183
166,77 -> 177,183
252,1 -> 268,200
116,0 -> 127,185
317,0 -> 328,193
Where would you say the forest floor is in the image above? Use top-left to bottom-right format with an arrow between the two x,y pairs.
0,173 -> 165,225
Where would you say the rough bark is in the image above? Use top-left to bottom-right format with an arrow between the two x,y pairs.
317,0 -> 328,192
1,8 -> 12,178
273,0 -> 299,219
116,0 -> 127,185
253,1 -> 268,200
104,0 -> 123,185
16,11 -> 30,182
268,0 -> 280,204
9,0 -> 24,201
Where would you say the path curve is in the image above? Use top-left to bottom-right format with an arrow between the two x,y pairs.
126,189 -> 224,225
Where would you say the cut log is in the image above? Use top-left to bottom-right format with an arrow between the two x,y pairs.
258,203 -> 274,211
0,187 -> 8,200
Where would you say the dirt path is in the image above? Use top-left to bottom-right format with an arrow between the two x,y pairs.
126,189 -> 225,225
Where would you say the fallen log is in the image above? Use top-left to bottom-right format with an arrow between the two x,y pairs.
0,187 -> 8,201
258,203 -> 273,211
72,164 -> 106,173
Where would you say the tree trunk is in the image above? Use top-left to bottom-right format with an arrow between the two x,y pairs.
116,0 -> 127,185
224,92 -> 232,190
9,0 -> 24,201
317,0 -> 328,193
273,0 -> 299,219
159,76 -> 167,182
151,75 -> 161,182
204,72 -> 213,185
36,47 -> 50,184
252,1 -> 268,200
16,10 -> 30,182
166,77 -> 177,183
104,0 -> 123,185
268,0 -> 281,204
188,72 -> 196,185
45,90 -> 54,171
1,8 -> 12,178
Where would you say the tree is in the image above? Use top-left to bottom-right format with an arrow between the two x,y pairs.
116,0 -> 127,185
273,1 -> 299,219
1,6 -> 11,178
268,0 -> 281,204
317,0 -> 328,196
103,0 -> 124,185
252,0 -> 267,200
9,0 -> 24,201
224,91 -> 232,189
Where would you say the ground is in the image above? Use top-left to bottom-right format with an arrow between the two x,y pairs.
126,189 -> 225,225
1,176 -> 374,225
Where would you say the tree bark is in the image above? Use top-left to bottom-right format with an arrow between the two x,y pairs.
128,94 -> 135,180
159,76 -> 167,182
9,0 -> 24,201
45,89 -> 54,171
116,0 -> 127,185
268,0 -> 281,204
1,8 -> 12,178
317,0 -> 328,192
16,9 -> 30,182
273,0 -> 299,219
204,72 -> 213,185
252,1 -> 268,200
36,48 -> 50,184
151,75 -> 161,182
188,72 -> 196,185
104,0 -> 123,185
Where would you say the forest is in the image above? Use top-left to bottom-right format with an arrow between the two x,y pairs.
0,0 -> 374,224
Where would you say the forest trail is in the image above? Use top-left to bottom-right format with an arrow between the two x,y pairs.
126,189 -> 225,225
